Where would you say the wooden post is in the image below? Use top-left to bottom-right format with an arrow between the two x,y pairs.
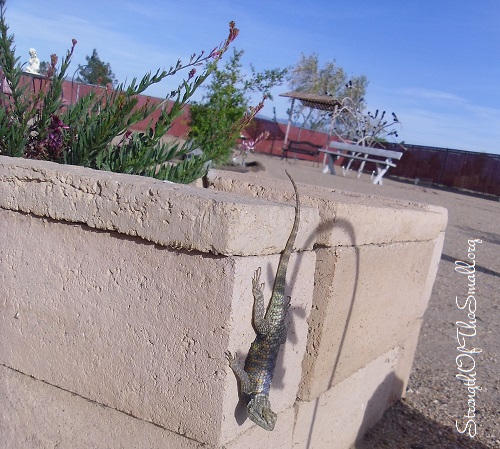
283,98 -> 295,151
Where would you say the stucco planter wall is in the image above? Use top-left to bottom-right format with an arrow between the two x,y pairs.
0,157 -> 447,448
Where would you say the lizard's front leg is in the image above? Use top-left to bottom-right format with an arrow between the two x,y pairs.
225,351 -> 252,394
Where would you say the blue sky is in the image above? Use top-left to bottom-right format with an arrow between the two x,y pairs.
5,0 -> 500,154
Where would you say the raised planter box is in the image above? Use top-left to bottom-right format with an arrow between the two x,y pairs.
0,157 -> 447,448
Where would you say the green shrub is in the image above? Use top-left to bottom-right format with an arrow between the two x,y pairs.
0,4 -> 240,184
189,48 -> 286,165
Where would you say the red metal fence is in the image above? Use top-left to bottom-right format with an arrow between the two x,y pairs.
249,124 -> 500,196
384,143 -> 500,197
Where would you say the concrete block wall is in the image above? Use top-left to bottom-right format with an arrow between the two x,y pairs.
207,170 -> 447,447
0,157 -> 447,448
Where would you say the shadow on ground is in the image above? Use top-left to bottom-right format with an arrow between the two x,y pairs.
354,400 -> 491,449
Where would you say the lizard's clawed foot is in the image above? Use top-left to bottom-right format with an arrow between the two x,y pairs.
224,350 -> 235,364
252,267 -> 265,295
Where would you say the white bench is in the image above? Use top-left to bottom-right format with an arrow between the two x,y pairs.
320,141 -> 403,185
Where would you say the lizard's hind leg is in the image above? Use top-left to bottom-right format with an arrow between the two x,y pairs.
251,267 -> 270,336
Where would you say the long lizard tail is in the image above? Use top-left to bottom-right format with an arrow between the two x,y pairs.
268,170 -> 300,301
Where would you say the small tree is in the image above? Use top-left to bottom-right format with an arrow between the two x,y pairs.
77,49 -> 116,86
287,53 -> 367,131
38,60 -> 49,75
189,48 -> 286,164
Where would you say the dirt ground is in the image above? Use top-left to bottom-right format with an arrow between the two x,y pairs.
232,153 -> 500,449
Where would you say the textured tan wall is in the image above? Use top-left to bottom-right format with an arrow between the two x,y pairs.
207,169 -> 447,448
0,157 -> 446,448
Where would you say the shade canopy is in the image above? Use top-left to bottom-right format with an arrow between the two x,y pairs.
280,91 -> 342,112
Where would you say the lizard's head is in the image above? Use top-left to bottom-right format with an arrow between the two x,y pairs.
247,394 -> 277,431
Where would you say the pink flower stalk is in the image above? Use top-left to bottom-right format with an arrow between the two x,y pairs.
228,21 -> 239,44
241,131 -> 270,152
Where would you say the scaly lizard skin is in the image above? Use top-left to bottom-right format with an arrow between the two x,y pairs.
225,170 -> 300,431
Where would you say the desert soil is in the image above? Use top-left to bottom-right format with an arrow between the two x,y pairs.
233,153 -> 500,449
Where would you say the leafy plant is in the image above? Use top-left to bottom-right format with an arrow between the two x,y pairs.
0,2 -> 241,184
189,47 -> 286,165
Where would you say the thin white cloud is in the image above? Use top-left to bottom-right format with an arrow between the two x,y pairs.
398,88 -> 466,105
366,86 -> 500,153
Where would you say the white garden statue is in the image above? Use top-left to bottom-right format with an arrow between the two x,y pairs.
25,48 -> 40,74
